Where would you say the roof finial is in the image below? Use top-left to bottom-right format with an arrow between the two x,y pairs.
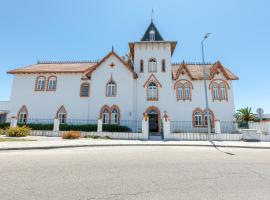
151,7 -> 154,22
112,45 -> 114,52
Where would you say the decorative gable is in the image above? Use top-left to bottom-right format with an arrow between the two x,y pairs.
143,74 -> 162,88
174,62 -> 193,80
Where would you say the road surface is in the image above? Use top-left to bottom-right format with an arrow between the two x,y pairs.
0,146 -> 270,200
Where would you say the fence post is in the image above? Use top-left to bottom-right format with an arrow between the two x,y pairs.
142,113 -> 149,140
162,112 -> 170,140
215,120 -> 221,134
10,116 -> 17,128
97,119 -> 103,133
53,118 -> 60,132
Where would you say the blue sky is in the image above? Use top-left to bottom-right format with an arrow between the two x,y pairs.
0,0 -> 270,113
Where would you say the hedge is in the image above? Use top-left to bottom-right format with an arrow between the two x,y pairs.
18,123 -> 54,131
102,124 -> 131,132
60,124 -> 97,132
0,123 -> 10,129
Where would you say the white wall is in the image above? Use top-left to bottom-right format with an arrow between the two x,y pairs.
4,43 -> 236,123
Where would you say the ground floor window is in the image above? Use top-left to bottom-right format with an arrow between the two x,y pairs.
56,105 -> 67,124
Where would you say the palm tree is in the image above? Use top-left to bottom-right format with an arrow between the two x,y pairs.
235,107 -> 255,128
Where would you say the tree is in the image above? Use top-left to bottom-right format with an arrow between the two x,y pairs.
235,107 -> 255,122
121,52 -> 133,66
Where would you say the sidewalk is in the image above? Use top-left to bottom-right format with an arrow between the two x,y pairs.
1,135 -> 270,150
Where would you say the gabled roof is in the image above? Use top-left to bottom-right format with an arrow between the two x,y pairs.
174,62 -> 193,80
172,61 -> 239,80
85,50 -> 138,79
8,62 -> 97,74
141,21 -> 164,41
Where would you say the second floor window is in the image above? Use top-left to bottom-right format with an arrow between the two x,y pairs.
148,58 -> 157,72
148,82 -> 157,100
106,81 -> 116,97
80,83 -> 90,97
36,76 -> 46,91
175,81 -> 192,101
211,81 -> 228,101
213,83 -> 219,100
47,76 -> 57,91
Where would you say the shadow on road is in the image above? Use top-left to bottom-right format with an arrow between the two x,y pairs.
210,141 -> 235,156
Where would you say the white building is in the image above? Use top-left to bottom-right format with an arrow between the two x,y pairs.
0,21 -> 238,134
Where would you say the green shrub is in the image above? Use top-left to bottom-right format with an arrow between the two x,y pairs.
0,123 -> 10,129
6,126 -> 31,137
60,124 -> 97,132
18,123 -> 53,131
102,124 -> 131,132
62,131 -> 81,139
0,128 -> 5,135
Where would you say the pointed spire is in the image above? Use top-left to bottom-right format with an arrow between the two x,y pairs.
112,45 -> 114,52
141,21 -> 164,41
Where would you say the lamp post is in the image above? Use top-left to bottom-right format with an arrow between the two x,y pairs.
201,33 -> 211,140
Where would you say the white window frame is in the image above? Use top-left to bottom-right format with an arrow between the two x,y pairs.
148,58 -> 157,72
219,83 -> 226,100
107,81 -> 116,97
194,112 -> 203,126
18,112 -> 27,124
148,82 -> 157,100
102,109 -> 110,124
177,85 -> 183,100
111,109 -> 119,124
58,113 -> 66,124
184,83 -> 191,100
81,83 -> 89,97
213,83 -> 219,100
48,78 -> 57,90
36,77 -> 46,90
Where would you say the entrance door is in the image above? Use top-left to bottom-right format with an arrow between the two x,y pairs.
148,110 -> 159,135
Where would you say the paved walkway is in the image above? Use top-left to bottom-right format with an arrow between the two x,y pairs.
1,135 -> 270,150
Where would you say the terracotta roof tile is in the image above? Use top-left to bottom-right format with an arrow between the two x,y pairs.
7,62 -> 97,74
172,62 -> 238,80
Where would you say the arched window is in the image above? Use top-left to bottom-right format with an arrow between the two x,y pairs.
175,80 -> 193,101
56,105 -> 67,124
47,76 -> 57,91
111,108 -> 119,124
177,84 -> 184,100
184,83 -> 191,100
140,60 -> 144,73
194,112 -> 203,126
162,59 -> 166,72
102,109 -> 110,124
18,105 -> 28,124
211,80 -> 229,101
106,80 -> 116,97
148,58 -> 157,72
35,76 -> 46,91
80,82 -> 90,97
148,82 -> 157,100
213,83 -> 219,100
219,83 -> 226,100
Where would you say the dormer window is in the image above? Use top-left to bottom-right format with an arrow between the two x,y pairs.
149,29 -> 155,41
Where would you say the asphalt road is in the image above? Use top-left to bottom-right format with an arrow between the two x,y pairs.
0,146 -> 270,200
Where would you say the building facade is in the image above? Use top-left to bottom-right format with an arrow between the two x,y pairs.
0,21 -> 238,134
